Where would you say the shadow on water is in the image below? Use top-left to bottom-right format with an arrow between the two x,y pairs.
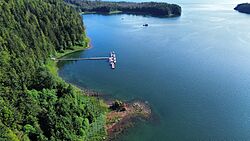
57,50 -> 85,68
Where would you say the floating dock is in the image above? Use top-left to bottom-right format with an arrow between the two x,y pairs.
109,51 -> 116,69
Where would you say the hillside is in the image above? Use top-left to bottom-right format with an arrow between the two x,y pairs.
65,0 -> 182,17
235,3 -> 250,14
0,0 -> 107,140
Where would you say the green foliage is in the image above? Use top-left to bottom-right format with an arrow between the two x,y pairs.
0,0 -> 107,140
0,124 -> 20,141
24,124 -> 36,134
65,0 -> 182,17
234,3 -> 250,14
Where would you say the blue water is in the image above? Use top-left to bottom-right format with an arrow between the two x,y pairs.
59,3 -> 250,141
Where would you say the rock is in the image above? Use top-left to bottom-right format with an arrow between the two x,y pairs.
110,100 -> 126,112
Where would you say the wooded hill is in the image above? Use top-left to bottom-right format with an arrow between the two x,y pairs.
235,3 -> 250,14
0,0 -> 107,140
65,0 -> 182,17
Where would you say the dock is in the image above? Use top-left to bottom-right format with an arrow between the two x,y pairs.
109,51 -> 116,69
53,51 -> 117,69
55,57 -> 109,61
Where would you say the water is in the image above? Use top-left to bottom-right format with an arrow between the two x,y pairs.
59,3 -> 250,141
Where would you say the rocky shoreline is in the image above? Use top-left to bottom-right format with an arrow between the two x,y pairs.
106,100 -> 151,140
82,89 -> 152,140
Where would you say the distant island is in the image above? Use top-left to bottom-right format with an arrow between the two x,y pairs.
234,3 -> 250,14
65,0 -> 182,17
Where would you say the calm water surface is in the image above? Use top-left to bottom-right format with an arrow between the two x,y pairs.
59,4 -> 250,141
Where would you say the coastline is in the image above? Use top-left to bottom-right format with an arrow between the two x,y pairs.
55,37 -> 91,59
80,10 -> 123,15
106,100 -> 152,140
80,11 -> 180,18
68,1 -> 182,18
52,35 -> 152,140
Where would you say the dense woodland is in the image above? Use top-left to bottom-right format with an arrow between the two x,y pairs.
65,0 -> 182,17
234,3 -> 250,14
0,0 -> 107,140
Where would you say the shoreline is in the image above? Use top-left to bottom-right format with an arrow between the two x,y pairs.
54,37 -> 152,140
106,100 -> 152,140
80,11 -> 180,18
57,74 -> 153,140
69,1 -> 182,18
55,37 -> 91,59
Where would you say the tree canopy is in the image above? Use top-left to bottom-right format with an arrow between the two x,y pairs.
0,0 -> 107,140
235,3 -> 250,14
65,0 -> 182,17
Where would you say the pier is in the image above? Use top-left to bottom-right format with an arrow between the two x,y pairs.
55,57 -> 109,61
53,51 -> 117,69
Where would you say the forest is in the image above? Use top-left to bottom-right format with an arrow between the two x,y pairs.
0,0 -> 107,140
234,3 -> 250,14
65,0 -> 182,17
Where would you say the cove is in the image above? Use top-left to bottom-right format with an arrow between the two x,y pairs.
59,4 -> 250,141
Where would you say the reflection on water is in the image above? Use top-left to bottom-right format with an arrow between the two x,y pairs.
57,51 -> 83,68
59,4 -> 250,141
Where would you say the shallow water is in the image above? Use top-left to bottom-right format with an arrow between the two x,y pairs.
59,4 -> 250,141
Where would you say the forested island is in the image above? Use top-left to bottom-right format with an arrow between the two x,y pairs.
65,0 -> 182,17
234,3 -> 250,14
